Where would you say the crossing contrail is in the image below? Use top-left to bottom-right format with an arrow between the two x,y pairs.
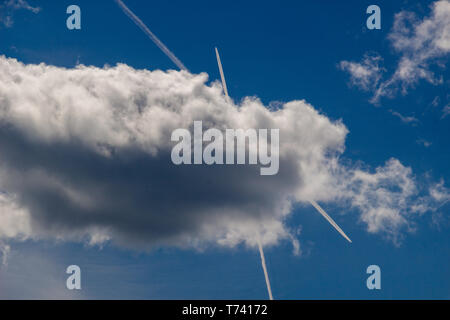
257,239 -> 274,300
215,48 -> 273,300
214,47 -> 352,300
114,0 -> 350,298
114,0 -> 188,71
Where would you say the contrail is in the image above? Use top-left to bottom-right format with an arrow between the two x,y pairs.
114,0 -> 188,71
114,0 -> 350,297
309,200 -> 352,243
257,239 -> 274,300
215,49 -> 272,299
213,46 -> 351,300
215,47 -> 229,97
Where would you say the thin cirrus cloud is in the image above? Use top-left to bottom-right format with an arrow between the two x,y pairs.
388,109 -> 420,125
340,0 -> 450,104
0,0 -> 40,28
0,55 -> 448,257
441,104 -> 450,118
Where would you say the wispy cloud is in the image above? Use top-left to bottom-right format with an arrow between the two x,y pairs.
339,54 -> 384,92
431,96 -> 441,107
416,138 -> 432,147
0,0 -> 41,28
0,242 -> 10,266
389,109 -> 420,125
340,0 -> 450,104
441,104 -> 450,119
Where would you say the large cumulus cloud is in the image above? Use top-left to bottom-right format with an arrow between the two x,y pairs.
0,56 -> 447,253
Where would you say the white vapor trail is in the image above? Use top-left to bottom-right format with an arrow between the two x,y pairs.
215,47 -> 229,97
114,0 -> 188,71
257,239 -> 273,300
214,48 -> 273,299
309,200 -> 352,243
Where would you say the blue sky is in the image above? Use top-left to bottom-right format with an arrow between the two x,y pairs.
0,0 -> 449,299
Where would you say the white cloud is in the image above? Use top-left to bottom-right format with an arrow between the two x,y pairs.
345,159 -> 419,243
429,180 -> 450,203
340,0 -> 450,103
0,192 -> 31,240
339,54 -> 384,92
0,56 -> 447,252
